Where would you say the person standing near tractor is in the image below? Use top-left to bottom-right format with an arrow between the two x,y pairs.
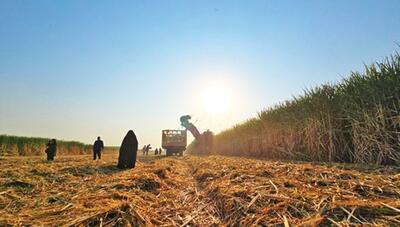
145,144 -> 151,156
93,136 -> 104,160
142,145 -> 146,155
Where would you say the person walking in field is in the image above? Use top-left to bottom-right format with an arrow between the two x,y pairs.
154,148 -> 159,155
145,144 -> 151,156
93,136 -> 104,160
45,139 -> 57,161
117,130 -> 138,169
142,145 -> 146,156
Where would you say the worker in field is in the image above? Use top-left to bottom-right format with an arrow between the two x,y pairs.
155,148 -> 159,155
117,130 -> 138,169
158,148 -> 162,155
142,145 -> 146,155
145,144 -> 151,156
45,139 -> 57,161
93,136 -> 104,160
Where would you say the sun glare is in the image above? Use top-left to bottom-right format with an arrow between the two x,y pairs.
202,86 -> 231,114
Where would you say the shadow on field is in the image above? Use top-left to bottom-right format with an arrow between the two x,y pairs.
57,155 -> 172,177
97,165 -> 120,174
61,165 -> 121,177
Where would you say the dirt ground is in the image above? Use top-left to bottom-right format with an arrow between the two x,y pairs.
0,153 -> 399,226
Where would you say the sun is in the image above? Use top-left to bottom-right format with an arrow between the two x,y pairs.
202,86 -> 231,114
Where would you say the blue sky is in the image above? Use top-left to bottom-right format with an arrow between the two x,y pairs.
1,0 -> 399,146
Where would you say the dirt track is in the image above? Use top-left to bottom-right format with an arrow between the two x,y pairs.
1,153 -> 400,226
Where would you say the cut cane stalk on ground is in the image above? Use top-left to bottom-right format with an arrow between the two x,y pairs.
1,153 -> 399,226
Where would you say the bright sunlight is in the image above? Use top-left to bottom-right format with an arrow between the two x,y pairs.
201,85 -> 231,114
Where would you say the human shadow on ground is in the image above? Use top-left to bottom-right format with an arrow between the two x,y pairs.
97,164 -> 121,174
61,164 -> 121,177
60,155 -> 175,177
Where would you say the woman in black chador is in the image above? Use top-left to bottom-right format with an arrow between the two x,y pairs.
117,130 -> 138,169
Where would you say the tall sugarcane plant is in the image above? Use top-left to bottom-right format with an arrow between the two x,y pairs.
0,135 -> 92,156
195,53 -> 400,165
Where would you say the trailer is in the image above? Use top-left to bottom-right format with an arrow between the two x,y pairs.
162,130 -> 187,156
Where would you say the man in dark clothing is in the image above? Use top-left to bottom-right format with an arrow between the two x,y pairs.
45,139 -> 57,161
146,144 -> 151,156
93,136 -> 104,160
142,145 -> 146,156
117,130 -> 138,169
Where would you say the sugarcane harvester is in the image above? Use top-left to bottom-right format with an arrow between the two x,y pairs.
162,115 -> 213,156
180,115 -> 213,155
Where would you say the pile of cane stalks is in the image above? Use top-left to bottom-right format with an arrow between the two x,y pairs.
0,154 -> 399,226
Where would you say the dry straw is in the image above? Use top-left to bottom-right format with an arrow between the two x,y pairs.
1,154 -> 399,226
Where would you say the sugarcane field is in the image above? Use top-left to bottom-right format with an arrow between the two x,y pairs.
1,153 -> 399,226
2,1 -> 400,226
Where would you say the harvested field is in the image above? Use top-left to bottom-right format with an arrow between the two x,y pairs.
1,154 -> 399,226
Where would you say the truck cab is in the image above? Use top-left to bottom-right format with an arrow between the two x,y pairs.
162,130 -> 187,156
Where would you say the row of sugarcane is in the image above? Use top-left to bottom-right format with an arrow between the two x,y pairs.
0,135 -> 92,156
199,53 -> 400,165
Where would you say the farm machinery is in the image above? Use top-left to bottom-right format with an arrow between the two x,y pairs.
162,130 -> 186,156
162,115 -> 213,156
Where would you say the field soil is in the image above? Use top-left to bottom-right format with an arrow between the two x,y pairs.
0,153 -> 399,226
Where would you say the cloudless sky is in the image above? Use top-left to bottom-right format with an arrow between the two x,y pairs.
1,0 -> 400,146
